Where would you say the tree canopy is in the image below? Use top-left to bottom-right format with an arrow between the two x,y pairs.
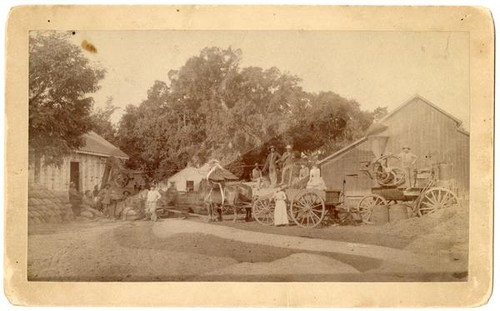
117,46 -> 384,181
29,32 -> 105,169
90,96 -> 118,145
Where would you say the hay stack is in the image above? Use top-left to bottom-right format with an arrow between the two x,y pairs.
28,183 -> 74,225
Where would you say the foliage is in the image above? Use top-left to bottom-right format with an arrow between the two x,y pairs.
29,32 -> 105,166
116,46 -> 383,180
90,96 -> 118,144
373,106 -> 389,121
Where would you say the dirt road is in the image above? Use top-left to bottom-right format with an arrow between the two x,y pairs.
28,208 -> 468,282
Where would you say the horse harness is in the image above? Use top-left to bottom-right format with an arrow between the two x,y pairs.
204,180 -> 225,205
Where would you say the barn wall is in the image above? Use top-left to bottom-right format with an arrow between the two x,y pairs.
28,152 -> 108,198
380,98 -> 469,196
320,145 -> 376,196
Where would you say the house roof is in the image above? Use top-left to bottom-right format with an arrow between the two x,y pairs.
170,166 -> 202,179
76,131 -> 129,159
169,160 -> 239,182
200,160 -> 239,181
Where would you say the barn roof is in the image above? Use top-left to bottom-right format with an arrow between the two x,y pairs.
380,95 -> 469,135
76,131 -> 129,159
317,137 -> 368,165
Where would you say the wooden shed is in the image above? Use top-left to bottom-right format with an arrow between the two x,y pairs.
318,95 -> 470,200
28,131 -> 129,197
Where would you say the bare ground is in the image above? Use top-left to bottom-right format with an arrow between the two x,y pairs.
27,205 -> 468,282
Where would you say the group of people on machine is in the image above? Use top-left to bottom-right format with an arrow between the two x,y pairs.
252,144 -> 327,191
68,181 -> 177,222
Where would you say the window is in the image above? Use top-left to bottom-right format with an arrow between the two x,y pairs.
186,180 -> 194,192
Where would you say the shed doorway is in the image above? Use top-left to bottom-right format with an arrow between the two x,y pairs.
70,162 -> 80,191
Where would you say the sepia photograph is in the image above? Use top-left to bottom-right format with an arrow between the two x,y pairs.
27,29 -> 470,282
4,5 -> 493,307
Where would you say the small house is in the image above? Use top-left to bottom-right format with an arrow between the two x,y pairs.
166,160 -> 238,193
28,131 -> 129,197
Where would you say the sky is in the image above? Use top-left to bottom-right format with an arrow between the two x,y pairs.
69,30 -> 470,129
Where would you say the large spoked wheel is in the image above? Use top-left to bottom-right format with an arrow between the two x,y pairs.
252,197 -> 275,226
373,155 -> 406,187
290,190 -> 326,228
388,167 -> 406,187
417,187 -> 459,216
357,194 -> 388,223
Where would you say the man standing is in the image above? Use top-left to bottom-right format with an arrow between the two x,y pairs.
68,182 -> 82,216
98,184 -> 113,218
263,146 -> 281,187
398,146 -> 418,188
145,184 -> 162,222
278,145 -> 295,186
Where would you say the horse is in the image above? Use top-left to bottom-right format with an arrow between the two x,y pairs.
198,178 -> 253,222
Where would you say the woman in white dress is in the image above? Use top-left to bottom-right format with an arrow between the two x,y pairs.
273,188 -> 289,226
306,164 -> 327,191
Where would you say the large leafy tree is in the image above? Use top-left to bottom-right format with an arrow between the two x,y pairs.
116,46 -> 383,180
90,96 -> 118,144
29,32 -> 105,182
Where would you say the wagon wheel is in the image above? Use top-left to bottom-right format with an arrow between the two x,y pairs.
290,190 -> 326,228
252,197 -> 275,226
389,167 -> 406,187
417,187 -> 459,216
373,162 -> 392,185
357,194 -> 388,223
373,155 -> 406,187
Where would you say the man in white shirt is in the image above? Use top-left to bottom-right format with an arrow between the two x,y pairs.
145,185 -> 162,221
397,146 -> 417,188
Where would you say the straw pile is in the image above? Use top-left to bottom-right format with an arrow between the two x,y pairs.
28,183 -> 73,225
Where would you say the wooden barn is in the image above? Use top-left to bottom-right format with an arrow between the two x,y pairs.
318,95 -> 470,202
28,131 -> 129,197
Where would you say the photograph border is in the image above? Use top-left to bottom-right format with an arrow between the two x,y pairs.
4,5 -> 493,307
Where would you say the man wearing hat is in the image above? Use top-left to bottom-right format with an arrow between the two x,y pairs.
263,145 -> 281,187
398,146 -> 417,187
278,144 -> 295,186
98,183 -> 113,218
